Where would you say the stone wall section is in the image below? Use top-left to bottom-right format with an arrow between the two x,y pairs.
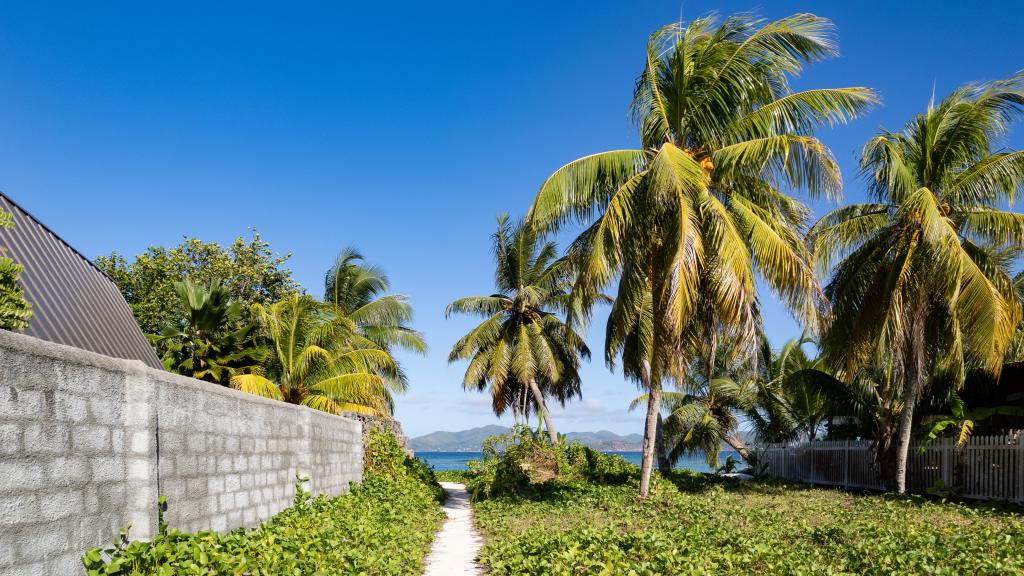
0,330 -> 363,576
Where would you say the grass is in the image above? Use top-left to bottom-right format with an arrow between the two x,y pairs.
472,472 -> 1024,575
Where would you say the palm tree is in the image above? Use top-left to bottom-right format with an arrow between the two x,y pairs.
747,335 -> 844,443
324,247 -> 427,355
231,294 -> 401,416
324,248 -> 427,392
528,13 -> 876,496
630,338 -> 757,469
153,279 -> 264,385
809,74 -> 1024,492
447,215 -> 590,443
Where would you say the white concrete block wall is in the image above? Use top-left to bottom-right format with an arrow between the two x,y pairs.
0,330 -> 363,576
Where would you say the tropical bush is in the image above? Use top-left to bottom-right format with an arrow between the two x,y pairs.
82,431 -> 444,576
434,470 -> 475,483
94,232 -> 297,338
0,207 -> 32,330
473,474 -> 1024,575
464,430 -> 636,500
152,278 -> 265,385
229,293 -> 403,416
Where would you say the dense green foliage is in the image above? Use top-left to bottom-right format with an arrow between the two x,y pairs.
434,470 -> 476,483
153,279 -> 264,385
473,473 -> 1024,575
82,431 -> 444,575
462,429 -> 636,501
229,294 -> 404,416
94,232 -> 298,337
0,207 -> 32,330
102,237 -> 422,418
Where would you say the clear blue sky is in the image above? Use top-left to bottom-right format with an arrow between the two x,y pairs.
2,1 -> 1022,437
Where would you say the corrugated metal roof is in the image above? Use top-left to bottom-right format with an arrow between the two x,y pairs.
0,192 -> 163,368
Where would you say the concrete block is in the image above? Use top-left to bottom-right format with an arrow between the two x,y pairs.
53,392 -> 88,423
39,489 -> 83,520
90,456 -> 124,482
23,422 -> 70,454
130,430 -> 149,454
1,562 -> 48,576
45,456 -> 90,486
187,434 -> 205,452
0,460 -> 44,492
72,425 -> 111,454
210,515 -> 227,532
46,552 -> 83,575
87,396 -> 122,425
0,494 -> 38,524
0,387 -> 44,420
0,423 -> 22,455
111,429 -> 124,453
208,476 -> 225,495
127,458 -> 150,481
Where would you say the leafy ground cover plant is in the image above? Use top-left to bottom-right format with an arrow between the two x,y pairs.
472,467 -> 1024,575
83,431 -> 444,575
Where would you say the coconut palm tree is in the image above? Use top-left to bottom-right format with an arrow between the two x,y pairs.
231,294 -> 401,416
630,339 -> 757,469
324,247 -> 426,355
528,13 -> 876,496
747,335 -> 844,443
153,279 -> 264,385
324,248 -> 427,393
809,74 -> 1024,492
447,215 -> 590,443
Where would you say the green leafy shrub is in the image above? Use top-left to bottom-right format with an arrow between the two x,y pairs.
564,443 -> 635,485
435,469 -> 475,483
474,474 -> 1024,575
83,430 -> 443,575
465,429 -> 569,500
465,430 -> 639,501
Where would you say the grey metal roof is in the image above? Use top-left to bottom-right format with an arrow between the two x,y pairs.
0,192 -> 163,369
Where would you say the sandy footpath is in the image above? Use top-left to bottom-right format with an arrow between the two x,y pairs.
423,482 -> 484,575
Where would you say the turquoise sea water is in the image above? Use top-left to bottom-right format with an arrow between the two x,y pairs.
418,450 -> 742,473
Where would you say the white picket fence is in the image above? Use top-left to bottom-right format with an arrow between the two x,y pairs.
755,434 -> 1024,503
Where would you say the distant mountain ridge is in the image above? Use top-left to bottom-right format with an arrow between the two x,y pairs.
410,425 -> 644,452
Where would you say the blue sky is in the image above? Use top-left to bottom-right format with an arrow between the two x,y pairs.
2,1 -> 1022,437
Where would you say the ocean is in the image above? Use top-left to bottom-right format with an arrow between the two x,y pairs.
417,450 -> 742,474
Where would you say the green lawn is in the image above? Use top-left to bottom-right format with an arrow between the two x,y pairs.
472,473 -> 1024,575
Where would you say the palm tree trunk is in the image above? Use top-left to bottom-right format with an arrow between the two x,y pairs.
893,378 -> 920,493
893,304 -> 927,494
639,382 -> 662,499
723,434 -> 751,463
527,378 -> 558,444
655,413 -> 671,474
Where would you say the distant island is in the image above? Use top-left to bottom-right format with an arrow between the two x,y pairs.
410,425 -> 644,452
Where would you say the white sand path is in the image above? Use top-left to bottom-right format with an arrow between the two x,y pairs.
423,482 -> 483,575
